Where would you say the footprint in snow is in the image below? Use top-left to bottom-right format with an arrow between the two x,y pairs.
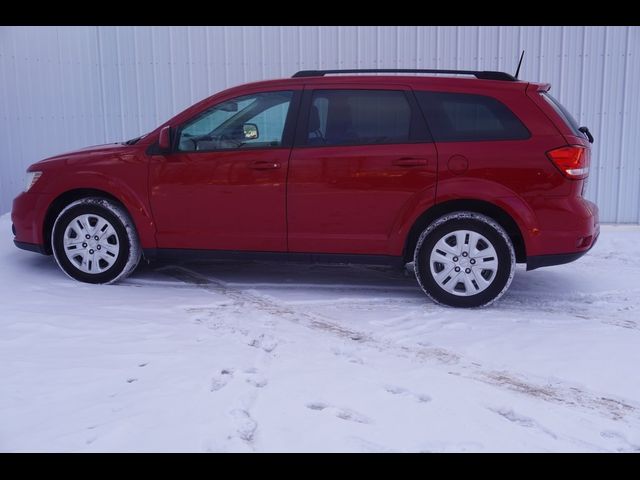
243,367 -> 268,388
384,385 -> 431,403
306,402 -> 372,424
349,436 -> 396,453
491,407 -> 536,427
246,377 -> 268,388
331,347 -> 364,365
230,408 -> 257,443
210,368 -> 234,392
249,334 -> 278,353
490,407 -> 558,439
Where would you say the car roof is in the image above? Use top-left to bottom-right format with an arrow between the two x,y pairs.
154,72 -> 534,141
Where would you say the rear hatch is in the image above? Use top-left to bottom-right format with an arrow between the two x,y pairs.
527,83 -> 593,145
527,83 -> 594,192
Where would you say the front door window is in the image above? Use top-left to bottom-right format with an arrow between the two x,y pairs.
178,91 -> 293,151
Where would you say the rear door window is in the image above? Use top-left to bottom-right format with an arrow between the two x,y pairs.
305,89 -> 428,146
415,91 -> 530,142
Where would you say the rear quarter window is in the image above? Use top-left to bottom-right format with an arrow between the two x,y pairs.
415,91 -> 530,142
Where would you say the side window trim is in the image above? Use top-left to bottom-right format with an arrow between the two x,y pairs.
406,89 -> 434,143
293,88 -> 314,147
293,87 -> 432,148
171,89 -> 301,153
281,90 -> 302,148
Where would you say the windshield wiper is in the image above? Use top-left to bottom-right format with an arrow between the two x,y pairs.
123,134 -> 147,145
123,136 -> 141,145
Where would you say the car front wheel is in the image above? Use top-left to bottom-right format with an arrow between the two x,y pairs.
51,197 -> 141,284
413,212 -> 516,308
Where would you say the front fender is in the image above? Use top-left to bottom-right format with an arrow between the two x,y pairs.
42,169 -> 157,249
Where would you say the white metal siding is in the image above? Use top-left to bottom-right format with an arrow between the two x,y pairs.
1,26 -> 638,222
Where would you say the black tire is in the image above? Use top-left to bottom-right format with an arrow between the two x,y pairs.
413,212 -> 515,308
51,197 -> 141,284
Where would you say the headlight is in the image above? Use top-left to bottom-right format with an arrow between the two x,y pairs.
25,171 -> 42,192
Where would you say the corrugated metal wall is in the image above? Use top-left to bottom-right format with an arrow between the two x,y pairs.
1,26 -> 639,221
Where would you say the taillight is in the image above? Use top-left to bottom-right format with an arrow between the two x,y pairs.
546,145 -> 590,180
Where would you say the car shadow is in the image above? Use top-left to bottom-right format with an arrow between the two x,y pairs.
23,251 -> 589,307
130,258 -> 594,306
132,259 -> 424,296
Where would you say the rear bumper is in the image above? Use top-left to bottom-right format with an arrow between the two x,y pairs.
526,198 -> 599,270
526,227 -> 599,270
527,197 -> 599,255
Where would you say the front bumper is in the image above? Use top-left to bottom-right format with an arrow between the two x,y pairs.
13,240 -> 48,254
11,191 -> 53,254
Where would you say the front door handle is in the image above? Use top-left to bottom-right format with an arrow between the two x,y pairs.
392,157 -> 427,167
249,160 -> 281,170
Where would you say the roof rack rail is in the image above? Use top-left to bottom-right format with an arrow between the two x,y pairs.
292,69 -> 516,82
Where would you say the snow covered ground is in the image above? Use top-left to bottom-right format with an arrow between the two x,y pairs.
1,212 -> 639,452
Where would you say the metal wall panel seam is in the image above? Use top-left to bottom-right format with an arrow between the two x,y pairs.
205,28 -> 211,93
168,28 -> 175,115
559,26 -> 565,100
10,30 -> 24,168
223,26 -> 229,87
578,26 -> 587,122
133,28 -> 142,135
538,26 -> 543,80
615,26 -> 630,223
150,28 -> 160,127
115,28 -> 125,140
595,26 -> 608,204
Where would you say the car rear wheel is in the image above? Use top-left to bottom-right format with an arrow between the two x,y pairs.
413,212 -> 515,308
52,197 -> 141,284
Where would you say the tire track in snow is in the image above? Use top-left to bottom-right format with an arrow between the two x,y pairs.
157,265 -> 640,425
500,289 -> 640,331
125,274 -> 640,332
157,265 -> 370,343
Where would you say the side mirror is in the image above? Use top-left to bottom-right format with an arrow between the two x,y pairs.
243,123 -> 259,140
158,126 -> 172,150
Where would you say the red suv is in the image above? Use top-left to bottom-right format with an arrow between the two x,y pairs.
11,68 -> 599,307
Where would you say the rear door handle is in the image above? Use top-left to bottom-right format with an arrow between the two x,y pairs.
249,160 -> 281,170
392,157 -> 427,167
